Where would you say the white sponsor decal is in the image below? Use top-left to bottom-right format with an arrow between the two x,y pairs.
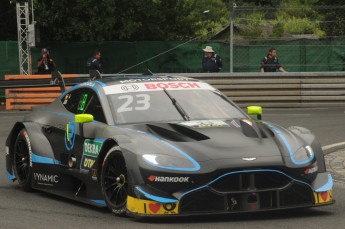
117,94 -> 150,112
178,120 -> 229,128
119,77 -> 189,84
103,81 -> 215,95
148,175 -> 189,183
84,142 -> 100,157
34,173 -> 59,183
5,146 -> 9,156
81,82 -> 95,87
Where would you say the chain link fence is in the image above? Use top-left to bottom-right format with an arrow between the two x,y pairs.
219,4 -> 345,72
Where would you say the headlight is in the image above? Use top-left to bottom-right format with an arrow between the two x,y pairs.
142,154 -> 199,171
293,145 -> 315,164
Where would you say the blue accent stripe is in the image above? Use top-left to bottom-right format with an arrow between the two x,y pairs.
135,187 -> 178,203
159,140 -> 201,171
266,123 -> 314,165
315,173 -> 333,192
93,138 -> 105,143
32,153 -> 55,165
180,169 -> 315,199
124,128 -> 200,171
94,81 -> 106,87
90,199 -> 106,206
6,171 -> 16,181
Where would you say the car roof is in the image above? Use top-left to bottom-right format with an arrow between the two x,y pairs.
92,75 -> 198,87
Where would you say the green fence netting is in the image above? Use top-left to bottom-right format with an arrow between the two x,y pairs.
1,39 -> 345,102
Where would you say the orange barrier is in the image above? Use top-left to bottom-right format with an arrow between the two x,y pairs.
5,74 -> 77,110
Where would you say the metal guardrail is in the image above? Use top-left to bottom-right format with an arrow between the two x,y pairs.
3,72 -> 345,110
173,72 -> 345,108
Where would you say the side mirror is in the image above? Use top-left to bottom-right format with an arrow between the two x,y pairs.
75,114 -> 94,123
75,114 -> 94,137
247,106 -> 262,120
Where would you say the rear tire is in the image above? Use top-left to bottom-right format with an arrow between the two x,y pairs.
101,146 -> 128,216
13,129 -> 32,192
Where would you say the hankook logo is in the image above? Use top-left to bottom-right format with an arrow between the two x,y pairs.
148,175 -> 189,183
242,157 -> 257,161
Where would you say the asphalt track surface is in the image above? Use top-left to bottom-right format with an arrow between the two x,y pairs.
1,108 -> 345,229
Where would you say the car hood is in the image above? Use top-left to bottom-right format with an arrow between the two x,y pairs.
123,119 -> 310,170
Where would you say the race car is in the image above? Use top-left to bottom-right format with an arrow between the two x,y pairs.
5,74 -> 334,217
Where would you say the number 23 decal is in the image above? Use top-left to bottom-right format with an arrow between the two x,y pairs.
117,94 -> 150,112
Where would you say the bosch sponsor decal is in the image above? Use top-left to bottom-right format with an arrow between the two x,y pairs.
103,81 -> 215,95
148,175 -> 189,183
83,139 -> 102,158
144,82 -> 200,90
178,120 -> 229,128
34,173 -> 58,186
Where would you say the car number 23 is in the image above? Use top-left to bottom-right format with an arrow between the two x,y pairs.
117,94 -> 151,112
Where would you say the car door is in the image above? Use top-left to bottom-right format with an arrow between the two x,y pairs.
58,87 -> 107,171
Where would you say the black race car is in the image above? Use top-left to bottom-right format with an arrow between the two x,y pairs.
5,75 -> 333,217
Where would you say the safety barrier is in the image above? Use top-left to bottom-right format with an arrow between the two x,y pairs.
182,72 -> 345,108
5,74 -> 76,110
4,72 -> 345,110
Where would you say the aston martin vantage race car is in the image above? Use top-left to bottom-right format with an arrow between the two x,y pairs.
5,74 -> 333,217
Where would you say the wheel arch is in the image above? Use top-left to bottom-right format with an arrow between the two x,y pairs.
6,122 -> 56,175
6,122 -> 26,177
97,139 -> 119,181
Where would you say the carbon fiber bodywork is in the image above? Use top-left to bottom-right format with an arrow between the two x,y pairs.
5,75 -> 334,217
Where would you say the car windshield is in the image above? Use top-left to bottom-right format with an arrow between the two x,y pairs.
107,82 -> 246,124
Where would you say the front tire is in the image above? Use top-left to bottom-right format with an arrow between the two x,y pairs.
101,146 -> 128,216
13,129 -> 32,192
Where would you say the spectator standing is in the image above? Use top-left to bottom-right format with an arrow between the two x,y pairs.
86,50 -> 102,73
37,48 -> 56,74
202,46 -> 222,72
260,48 -> 286,72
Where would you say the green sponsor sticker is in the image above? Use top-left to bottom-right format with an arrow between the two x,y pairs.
83,139 -> 102,158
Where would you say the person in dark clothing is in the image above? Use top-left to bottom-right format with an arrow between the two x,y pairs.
260,48 -> 286,72
202,46 -> 222,72
86,50 -> 102,73
37,48 -> 56,74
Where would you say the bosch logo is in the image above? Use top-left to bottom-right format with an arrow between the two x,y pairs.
121,84 -> 139,91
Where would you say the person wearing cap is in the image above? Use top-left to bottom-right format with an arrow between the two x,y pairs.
86,50 -> 102,73
202,46 -> 222,72
37,48 -> 57,74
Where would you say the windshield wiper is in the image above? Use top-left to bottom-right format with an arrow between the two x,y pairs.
162,88 -> 190,121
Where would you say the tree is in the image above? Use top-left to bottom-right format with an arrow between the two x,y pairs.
33,0 -> 229,42
315,0 -> 345,36
0,1 -> 18,40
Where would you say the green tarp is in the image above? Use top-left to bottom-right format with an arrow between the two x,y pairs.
1,39 -> 345,101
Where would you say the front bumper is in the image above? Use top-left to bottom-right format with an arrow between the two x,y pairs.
126,170 -> 334,216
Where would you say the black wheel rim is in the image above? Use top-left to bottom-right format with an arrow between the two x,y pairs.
14,135 -> 30,183
103,155 -> 128,208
